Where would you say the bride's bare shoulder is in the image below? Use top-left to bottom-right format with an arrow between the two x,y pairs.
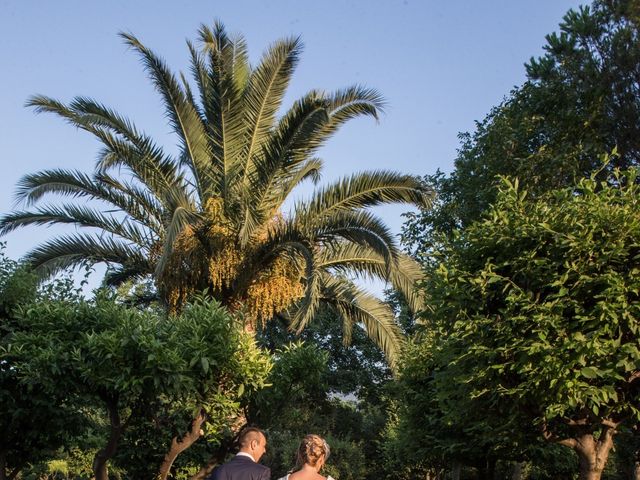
288,472 -> 331,480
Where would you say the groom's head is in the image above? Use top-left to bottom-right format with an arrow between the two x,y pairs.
239,427 -> 267,462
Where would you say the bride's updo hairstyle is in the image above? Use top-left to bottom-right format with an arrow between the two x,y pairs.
296,434 -> 330,469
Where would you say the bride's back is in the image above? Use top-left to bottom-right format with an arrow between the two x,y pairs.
289,468 -> 327,480
284,435 -> 333,480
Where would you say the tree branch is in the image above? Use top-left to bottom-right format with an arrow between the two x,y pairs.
601,418 -> 621,429
8,465 -> 23,480
541,420 -> 578,449
157,409 -> 207,480
566,417 -> 589,426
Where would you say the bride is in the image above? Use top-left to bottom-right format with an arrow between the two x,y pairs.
278,434 -> 334,480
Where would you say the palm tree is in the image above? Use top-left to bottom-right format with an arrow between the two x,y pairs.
0,22 -> 432,366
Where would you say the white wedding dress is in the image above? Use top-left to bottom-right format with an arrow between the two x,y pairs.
278,475 -> 335,480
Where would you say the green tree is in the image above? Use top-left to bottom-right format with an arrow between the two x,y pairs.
403,0 -> 640,257
248,341 -> 368,480
7,294 -> 271,480
258,305 -> 391,398
411,169 -> 640,480
256,305 -> 397,480
0,22 -> 432,365
0,247 -> 91,480
389,330 -> 579,480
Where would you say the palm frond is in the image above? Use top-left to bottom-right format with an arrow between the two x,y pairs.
96,173 -> 165,232
26,95 -> 177,198
306,86 -> 385,152
104,266 -> 153,287
120,32 -> 213,198
301,209 -> 400,273
27,95 -> 176,194
237,36 -> 303,190
243,93 -> 328,237
26,95 -> 107,138
271,157 -> 323,207
237,204 -> 263,247
321,275 -> 404,368
194,25 -> 248,211
199,21 -> 250,93
67,96 -> 164,156
154,204 -> 199,278
68,98 -> 185,199
318,242 -> 425,313
0,206 -> 154,246
288,261 -> 321,334
97,142 -> 194,219
14,169 -> 98,206
180,71 -> 200,118
306,171 -> 433,219
94,135 -> 182,206
265,91 -> 329,170
24,233 -> 153,280
13,169 -> 164,235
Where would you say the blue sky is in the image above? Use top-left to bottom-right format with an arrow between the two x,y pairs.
0,0 -> 582,281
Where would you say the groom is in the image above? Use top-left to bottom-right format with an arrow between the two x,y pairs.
208,427 -> 270,480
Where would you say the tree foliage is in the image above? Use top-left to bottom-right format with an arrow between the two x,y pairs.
396,169 -> 640,480
403,0 -> 640,259
248,341 -> 367,480
5,292 -> 271,480
0,247 -> 86,480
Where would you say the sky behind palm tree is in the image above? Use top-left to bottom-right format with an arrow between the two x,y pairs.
0,0 -> 582,269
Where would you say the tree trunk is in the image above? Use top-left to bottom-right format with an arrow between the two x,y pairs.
487,458 -> 496,480
190,437 -> 234,480
545,422 -> 618,480
191,414 -> 247,480
157,411 -> 206,480
574,430 -> 615,480
510,462 -> 524,480
7,467 -> 21,480
190,439 -> 235,480
191,460 -> 216,480
93,398 -> 125,480
477,457 -> 496,480
0,452 -> 21,480
451,462 -> 461,480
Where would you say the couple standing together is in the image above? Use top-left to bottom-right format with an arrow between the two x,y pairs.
208,428 -> 334,480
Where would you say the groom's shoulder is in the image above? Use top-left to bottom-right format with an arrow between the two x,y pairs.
211,456 -> 270,480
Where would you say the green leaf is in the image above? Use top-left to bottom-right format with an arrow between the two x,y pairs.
580,367 -> 598,379
201,357 -> 209,374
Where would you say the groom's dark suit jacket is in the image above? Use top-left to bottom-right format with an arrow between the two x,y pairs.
209,454 -> 270,480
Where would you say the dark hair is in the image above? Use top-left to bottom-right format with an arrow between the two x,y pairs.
296,434 -> 330,468
238,427 -> 266,448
